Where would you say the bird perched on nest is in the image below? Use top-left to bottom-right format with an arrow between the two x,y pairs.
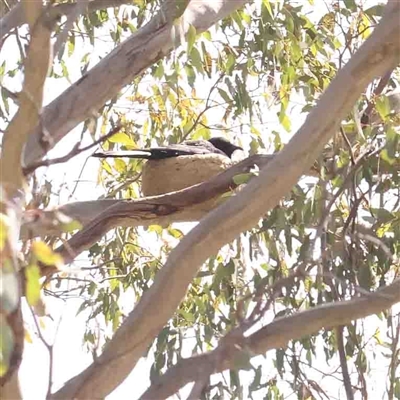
92,137 -> 243,197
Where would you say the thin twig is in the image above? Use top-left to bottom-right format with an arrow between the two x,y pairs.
53,0 -> 90,57
23,125 -> 121,175
104,173 -> 142,198
336,326 -> 354,400
340,127 -> 356,165
315,145 -> 383,239
361,69 -> 394,125
388,312 -> 400,400
182,74 -> 226,141
352,231 -> 396,262
26,302 -> 54,398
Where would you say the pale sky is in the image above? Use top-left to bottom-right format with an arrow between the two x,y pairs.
1,1 -> 396,399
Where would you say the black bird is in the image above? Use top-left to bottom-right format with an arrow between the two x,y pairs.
92,137 -> 242,160
93,137 -> 243,198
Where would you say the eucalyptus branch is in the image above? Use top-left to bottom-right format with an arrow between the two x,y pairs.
23,125 -> 122,175
0,0 -> 129,40
336,326 -> 354,400
315,145 -> 383,239
140,279 -> 400,399
53,0 -> 91,57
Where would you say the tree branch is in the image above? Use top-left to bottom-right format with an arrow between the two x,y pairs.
0,0 -> 130,41
21,154 -> 278,240
40,154 -> 275,274
22,0 -> 250,167
336,326 -> 354,400
53,0 -> 91,57
49,3 -> 400,399
141,278 -> 400,399
0,0 -> 52,394
361,68 -> 395,124
0,0 -> 52,196
22,125 -> 122,175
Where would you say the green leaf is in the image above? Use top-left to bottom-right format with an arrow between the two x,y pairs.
225,53 -> 235,74
0,260 -> 20,314
32,241 -> 63,267
114,158 -> 126,173
0,60 -> 5,77
231,10 -> 244,30
202,31 -> 212,41
189,47 -> 204,74
218,88 -> 231,104
279,111 -> 291,132
343,0 -> 357,12
394,378 -> 400,399
184,65 -> 195,86
262,0 -> 273,18
370,208 -> 395,223
0,214 -> 9,251
168,228 -> 183,239
364,5 -> 384,18
67,35 -> 75,57
0,316 -> 14,377
153,62 -> 164,79
386,126 -> 398,142
179,309 -> 195,323
242,11 -> 251,25
380,148 -> 395,165
375,95 -> 391,121
147,225 -> 163,235
333,37 -> 342,49
108,132 -> 135,147
186,24 -> 197,53
25,264 -> 41,306
101,160 -> 113,174
250,126 -> 261,137
233,172 -> 254,185
359,12 -> 372,39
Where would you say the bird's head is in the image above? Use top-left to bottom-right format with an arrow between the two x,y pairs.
208,137 -> 243,158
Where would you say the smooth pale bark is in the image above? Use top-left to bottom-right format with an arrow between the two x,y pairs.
0,0 -> 129,39
21,154 -> 276,241
1,1 -> 248,398
141,278 -> 400,399
0,1 -> 51,195
51,2 -> 400,399
0,1 -> 52,397
38,155 -> 275,275
22,0 -> 250,167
